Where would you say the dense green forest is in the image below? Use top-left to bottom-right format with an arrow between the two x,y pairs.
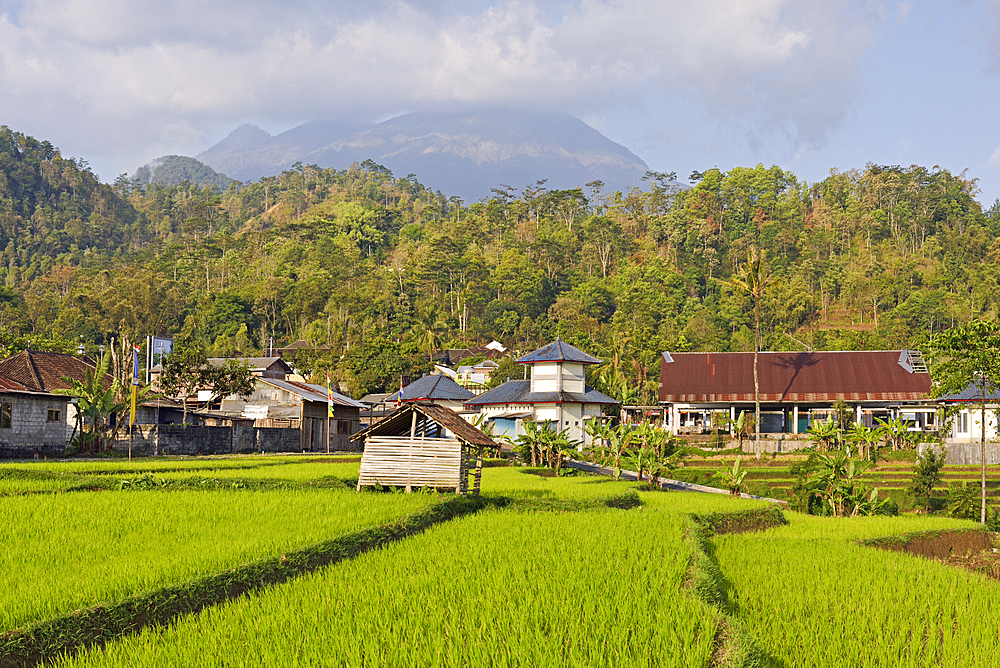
1,124 -> 998,401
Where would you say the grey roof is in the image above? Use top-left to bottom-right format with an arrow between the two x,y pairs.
359,393 -> 391,405
351,403 -> 496,448
938,383 -> 1000,403
386,375 -> 474,403
464,379 -> 617,406
259,378 -> 365,409
207,357 -> 293,372
516,338 -> 601,365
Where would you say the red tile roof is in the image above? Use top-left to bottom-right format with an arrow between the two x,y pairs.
658,351 -> 931,403
0,351 -> 99,392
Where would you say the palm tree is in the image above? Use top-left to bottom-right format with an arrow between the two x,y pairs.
721,248 -> 780,456
515,420 -> 547,467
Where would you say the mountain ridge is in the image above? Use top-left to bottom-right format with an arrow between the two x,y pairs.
196,110 -> 649,200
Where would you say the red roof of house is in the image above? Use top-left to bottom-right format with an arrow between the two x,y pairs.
0,350 -> 99,392
658,351 -> 931,403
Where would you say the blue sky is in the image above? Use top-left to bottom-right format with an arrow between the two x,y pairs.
2,0 -> 1000,204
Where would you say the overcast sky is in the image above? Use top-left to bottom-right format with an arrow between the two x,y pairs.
3,0 -> 1000,204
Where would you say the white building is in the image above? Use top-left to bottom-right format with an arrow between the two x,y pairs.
464,338 -> 617,446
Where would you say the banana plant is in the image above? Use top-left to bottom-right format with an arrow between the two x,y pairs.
715,456 -> 748,496
845,422 -> 880,461
583,421 -> 630,479
807,416 -> 841,451
54,353 -> 135,454
875,416 -> 913,451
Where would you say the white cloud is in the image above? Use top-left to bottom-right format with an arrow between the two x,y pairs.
989,143 -> 1000,168
0,0 -> 886,177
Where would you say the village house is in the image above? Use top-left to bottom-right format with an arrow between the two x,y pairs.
657,350 -> 935,439
937,384 -> 1000,444
385,374 -> 474,413
465,338 -> 617,446
0,350 -> 103,436
0,376 -> 74,458
455,359 -> 500,389
218,376 -> 364,451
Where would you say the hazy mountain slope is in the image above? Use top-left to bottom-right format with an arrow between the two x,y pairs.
197,119 -> 369,182
198,111 -> 649,200
132,155 -> 233,189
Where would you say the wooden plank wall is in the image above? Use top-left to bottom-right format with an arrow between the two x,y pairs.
357,436 -> 468,492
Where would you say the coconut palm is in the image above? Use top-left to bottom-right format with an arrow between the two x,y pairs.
720,248 -> 780,455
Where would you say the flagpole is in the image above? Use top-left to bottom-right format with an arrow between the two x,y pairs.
129,343 -> 139,462
326,372 -> 332,454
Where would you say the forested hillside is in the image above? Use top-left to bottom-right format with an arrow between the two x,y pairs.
1,125 -> 997,400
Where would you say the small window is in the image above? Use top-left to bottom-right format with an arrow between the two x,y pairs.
47,409 -> 61,422
0,403 -> 11,428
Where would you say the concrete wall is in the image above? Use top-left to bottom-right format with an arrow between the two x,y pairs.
0,394 -> 72,458
108,425 -> 315,457
919,441 -> 1000,466
741,438 -> 812,454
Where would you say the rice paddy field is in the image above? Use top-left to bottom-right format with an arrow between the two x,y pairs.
2,455 -> 998,667
675,455 -> 1000,511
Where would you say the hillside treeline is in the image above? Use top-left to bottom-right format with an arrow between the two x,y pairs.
1,125 -> 997,400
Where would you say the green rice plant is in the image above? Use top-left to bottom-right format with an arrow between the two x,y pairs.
477,466 -> 639,500
56,506 -> 720,668
714,512 -> 998,666
0,489 -> 430,631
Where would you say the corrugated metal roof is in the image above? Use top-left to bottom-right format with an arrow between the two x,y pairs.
259,378 -> 365,408
658,351 -> 932,403
938,383 -> 1000,403
465,379 -> 618,406
208,357 -> 292,372
391,375 -> 474,402
516,338 -> 602,365
350,403 -> 495,448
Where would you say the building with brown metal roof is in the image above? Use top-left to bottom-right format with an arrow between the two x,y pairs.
217,377 -> 365,451
658,350 -> 935,436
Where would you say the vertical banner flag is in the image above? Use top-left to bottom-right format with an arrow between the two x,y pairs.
129,343 -> 140,427
326,372 -> 334,418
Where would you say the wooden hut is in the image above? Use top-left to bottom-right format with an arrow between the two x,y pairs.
350,403 -> 495,495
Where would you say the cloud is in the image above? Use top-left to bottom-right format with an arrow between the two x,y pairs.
0,0 -> 885,176
989,143 -> 1000,168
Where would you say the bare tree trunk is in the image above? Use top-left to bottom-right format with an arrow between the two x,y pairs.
754,298 -> 761,458
982,401 -> 987,525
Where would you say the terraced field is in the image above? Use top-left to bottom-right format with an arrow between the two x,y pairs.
675,456 -> 1000,510
2,455 -> 997,667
